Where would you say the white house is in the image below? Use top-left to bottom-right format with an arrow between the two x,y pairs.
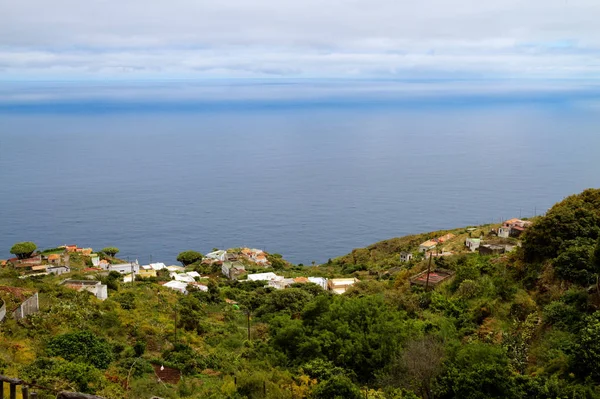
328,278 -> 359,294
163,280 -> 189,294
104,261 -> 140,274
61,280 -> 108,300
400,251 -> 413,262
171,273 -> 195,283
419,240 -> 438,253
246,272 -> 282,282
465,238 -> 481,251
166,265 -> 185,273
308,277 -> 328,290
187,271 -> 201,278
90,254 -> 100,267
47,266 -> 70,275
205,250 -> 228,262
148,262 -> 166,271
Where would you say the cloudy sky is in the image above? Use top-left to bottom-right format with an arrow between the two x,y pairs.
1,0 -> 600,80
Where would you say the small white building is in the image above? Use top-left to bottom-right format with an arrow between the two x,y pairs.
328,278 -> 359,294
205,250 -> 228,262
148,262 -> 167,271
163,280 -> 189,294
465,238 -> 481,251
61,280 -> 108,300
103,261 -> 140,274
166,265 -> 185,273
187,271 -> 201,278
47,266 -> 70,275
400,251 -> 413,262
246,272 -> 282,282
419,240 -> 438,253
308,277 -> 328,290
90,254 -> 100,267
171,273 -> 195,283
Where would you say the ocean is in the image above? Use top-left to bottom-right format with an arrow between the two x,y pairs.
1,80 -> 599,264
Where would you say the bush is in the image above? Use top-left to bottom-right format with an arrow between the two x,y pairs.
177,251 -> 203,266
47,330 -> 114,369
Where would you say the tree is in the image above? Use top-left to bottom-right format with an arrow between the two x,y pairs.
177,250 -> 203,266
552,238 -> 595,285
313,375 -> 363,399
10,241 -> 37,259
101,247 -> 119,257
523,189 -> 600,261
574,311 -> 600,381
379,336 -> 445,399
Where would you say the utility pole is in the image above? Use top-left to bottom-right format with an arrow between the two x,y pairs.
247,311 -> 251,341
425,253 -> 433,291
174,305 -> 178,343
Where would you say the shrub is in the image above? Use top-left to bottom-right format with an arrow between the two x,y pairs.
47,330 -> 113,369
176,251 -> 203,266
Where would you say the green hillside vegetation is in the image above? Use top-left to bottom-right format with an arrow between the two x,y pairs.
0,188 -> 600,398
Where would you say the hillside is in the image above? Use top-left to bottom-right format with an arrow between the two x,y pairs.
1,188 -> 600,399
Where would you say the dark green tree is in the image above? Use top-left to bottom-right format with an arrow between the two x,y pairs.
10,241 -> 37,259
553,238 -> 595,285
176,250 -> 203,266
313,375 -> 363,399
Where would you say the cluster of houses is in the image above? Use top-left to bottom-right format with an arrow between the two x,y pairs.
241,272 -> 359,294
465,218 -> 530,255
204,248 -> 270,266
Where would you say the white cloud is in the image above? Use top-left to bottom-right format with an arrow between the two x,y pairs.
0,0 -> 599,78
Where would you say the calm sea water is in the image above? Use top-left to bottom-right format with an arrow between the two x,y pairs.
1,81 -> 599,264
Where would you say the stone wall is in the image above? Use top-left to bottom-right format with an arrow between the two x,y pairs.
0,299 -> 6,322
12,293 -> 39,320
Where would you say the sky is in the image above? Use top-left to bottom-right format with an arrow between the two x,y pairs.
1,0 -> 600,80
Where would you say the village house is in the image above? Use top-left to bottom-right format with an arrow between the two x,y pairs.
465,238 -> 481,251
137,268 -> 157,278
101,261 -> 140,274
47,254 -> 61,264
47,266 -> 70,275
166,265 -> 185,273
241,248 -> 271,265
63,245 -> 78,252
90,254 -> 100,266
400,251 -> 413,262
246,272 -> 282,282
148,262 -> 167,271
221,262 -> 246,280
328,278 -> 359,294
61,280 -> 108,300
171,273 -> 195,283
498,218 -> 532,238
205,250 -> 228,262
308,277 -> 328,290
419,240 -> 438,253
163,280 -> 189,294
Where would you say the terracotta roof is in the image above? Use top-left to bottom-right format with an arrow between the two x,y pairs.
48,254 -> 61,260
294,277 -> 309,283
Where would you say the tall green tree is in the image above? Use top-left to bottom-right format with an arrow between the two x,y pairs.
101,247 -> 119,257
10,241 -> 37,259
